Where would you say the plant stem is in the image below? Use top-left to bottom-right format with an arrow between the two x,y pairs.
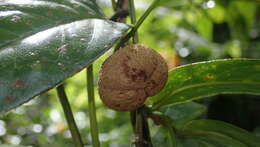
114,0 -> 161,51
87,65 -> 100,147
142,112 -> 152,146
135,108 -> 145,147
133,107 -> 153,147
128,0 -> 153,146
111,0 -> 117,11
129,0 -> 139,43
56,85 -> 84,147
128,0 -> 141,144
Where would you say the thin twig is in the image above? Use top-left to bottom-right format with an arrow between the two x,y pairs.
56,85 -> 84,147
128,0 -> 141,145
87,65 -> 100,147
114,0 -> 161,51
129,0 -> 139,43
135,108 -> 145,147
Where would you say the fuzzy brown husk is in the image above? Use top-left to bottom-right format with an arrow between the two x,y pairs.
98,44 -> 168,111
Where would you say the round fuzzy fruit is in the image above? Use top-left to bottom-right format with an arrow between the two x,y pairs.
98,44 -> 168,111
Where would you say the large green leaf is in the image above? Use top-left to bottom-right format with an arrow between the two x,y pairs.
176,137 -> 215,147
151,59 -> 260,109
0,145 -> 27,147
160,102 -> 207,129
0,1 -> 130,113
0,0 -> 104,47
181,120 -> 260,147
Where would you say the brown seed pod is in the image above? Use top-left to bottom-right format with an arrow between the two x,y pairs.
98,44 -> 168,111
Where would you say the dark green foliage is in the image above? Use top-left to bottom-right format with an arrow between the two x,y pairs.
0,0 -> 260,146
0,0 -> 129,113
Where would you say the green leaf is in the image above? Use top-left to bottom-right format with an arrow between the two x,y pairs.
197,140 -> 219,147
254,127 -> 260,137
152,126 -> 173,147
196,13 -> 213,40
0,1 -> 130,113
191,133 -> 247,147
207,5 -> 226,23
0,0 -> 104,47
160,102 -> 207,129
168,126 -> 177,147
151,59 -> 260,109
176,137 -> 202,147
181,120 -> 260,147
0,145 -> 28,147
234,1 -> 257,32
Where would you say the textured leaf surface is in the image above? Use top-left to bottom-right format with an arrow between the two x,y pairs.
181,120 -> 260,147
0,0 -> 129,113
151,59 -> 260,109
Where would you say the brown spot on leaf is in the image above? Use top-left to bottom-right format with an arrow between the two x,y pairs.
4,96 -> 14,103
13,80 -> 26,88
26,21 -> 33,25
47,12 -> 53,17
204,74 -> 215,80
40,57 -> 49,62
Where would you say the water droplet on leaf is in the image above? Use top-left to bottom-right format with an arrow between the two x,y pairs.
29,52 -> 36,56
10,16 -> 21,22
57,44 -> 68,54
80,38 -> 86,42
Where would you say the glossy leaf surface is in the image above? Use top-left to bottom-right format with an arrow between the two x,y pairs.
151,59 -> 260,109
181,120 -> 260,147
0,0 -> 104,47
160,102 -> 207,129
0,0 -> 129,113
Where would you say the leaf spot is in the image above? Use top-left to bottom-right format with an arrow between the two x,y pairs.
40,57 -> 48,62
47,12 -> 53,17
204,74 -> 215,80
13,80 -> 26,88
4,96 -> 14,103
26,21 -> 33,25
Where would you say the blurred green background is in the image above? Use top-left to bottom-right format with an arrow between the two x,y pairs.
1,0 -> 260,146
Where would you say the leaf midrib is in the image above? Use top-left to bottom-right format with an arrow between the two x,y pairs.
154,81 -> 260,108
